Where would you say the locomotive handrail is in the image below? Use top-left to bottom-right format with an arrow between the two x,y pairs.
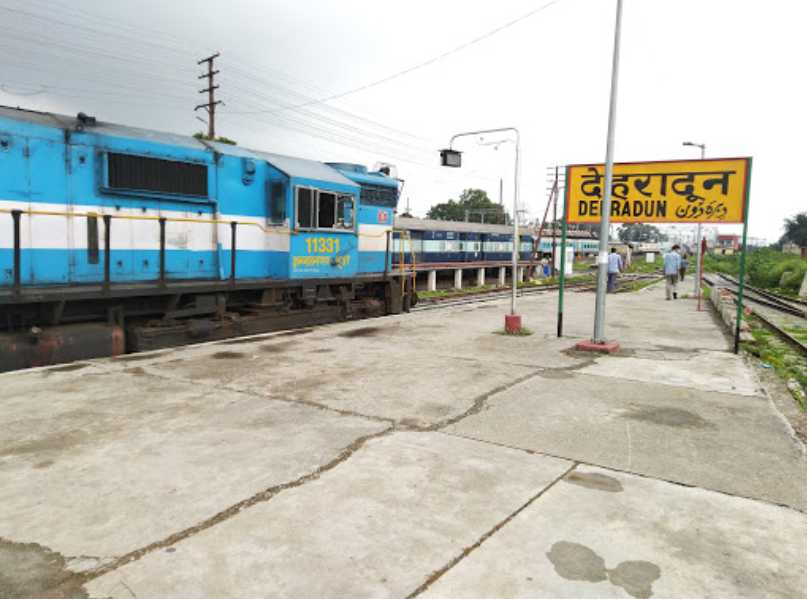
0,206 -> 394,238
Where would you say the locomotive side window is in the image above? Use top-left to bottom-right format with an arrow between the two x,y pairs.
106,153 -> 207,197
268,181 -> 286,224
337,194 -> 354,228
317,192 -> 336,228
295,187 -> 355,230
296,188 -> 315,228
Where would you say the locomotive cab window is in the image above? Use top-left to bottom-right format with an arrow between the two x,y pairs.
295,187 -> 355,231
106,153 -> 208,197
317,192 -> 336,228
297,187 -> 315,228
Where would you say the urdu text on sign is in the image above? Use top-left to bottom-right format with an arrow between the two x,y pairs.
565,158 -> 750,224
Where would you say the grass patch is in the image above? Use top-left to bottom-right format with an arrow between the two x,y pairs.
418,284 -> 495,300
742,317 -> 807,410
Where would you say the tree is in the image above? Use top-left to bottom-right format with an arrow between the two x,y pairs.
193,132 -> 237,145
426,189 -> 508,224
618,223 -> 666,243
780,212 -> 807,246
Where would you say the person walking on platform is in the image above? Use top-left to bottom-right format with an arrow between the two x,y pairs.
664,245 -> 682,300
679,253 -> 689,282
607,248 -> 623,293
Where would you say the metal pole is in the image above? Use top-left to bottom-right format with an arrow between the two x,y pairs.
551,166 -> 558,277
734,158 -> 753,354
447,127 -> 520,315
557,170 -> 569,337
593,0 -> 624,344
694,144 -> 705,301
512,138 -> 520,315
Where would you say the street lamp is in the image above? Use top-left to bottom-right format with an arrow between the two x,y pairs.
683,141 -> 706,304
440,127 -> 522,332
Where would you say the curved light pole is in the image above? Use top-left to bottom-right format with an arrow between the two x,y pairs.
440,127 -> 521,321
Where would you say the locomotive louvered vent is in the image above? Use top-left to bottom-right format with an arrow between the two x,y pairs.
359,184 -> 398,208
108,153 -> 208,197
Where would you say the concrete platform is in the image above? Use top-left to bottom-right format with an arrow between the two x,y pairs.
1,283 -> 805,598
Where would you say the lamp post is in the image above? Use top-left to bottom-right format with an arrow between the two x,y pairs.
683,141 -> 706,305
589,0 -> 624,348
440,127 -> 521,330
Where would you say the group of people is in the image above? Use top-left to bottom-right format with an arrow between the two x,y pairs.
607,245 -> 690,298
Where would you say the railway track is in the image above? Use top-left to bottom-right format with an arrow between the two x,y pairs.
704,273 -> 807,356
412,274 -> 662,312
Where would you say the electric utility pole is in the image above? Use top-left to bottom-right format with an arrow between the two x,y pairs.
195,52 -> 221,139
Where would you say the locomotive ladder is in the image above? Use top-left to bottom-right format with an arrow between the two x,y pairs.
398,230 -> 417,300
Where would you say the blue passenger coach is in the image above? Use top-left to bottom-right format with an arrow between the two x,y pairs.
0,106 -> 411,369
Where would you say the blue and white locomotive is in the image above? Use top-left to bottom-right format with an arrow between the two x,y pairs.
0,106 -> 410,370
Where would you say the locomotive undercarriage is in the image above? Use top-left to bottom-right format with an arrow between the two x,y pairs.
0,276 -> 414,372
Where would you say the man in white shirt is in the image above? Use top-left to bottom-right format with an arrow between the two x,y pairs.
607,248 -> 624,293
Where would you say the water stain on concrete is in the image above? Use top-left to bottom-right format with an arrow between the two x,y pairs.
32,460 -> 55,469
211,351 -> 245,360
0,538 -> 88,599
547,541 -> 661,599
564,471 -> 624,493
608,560 -> 662,599
43,363 -> 89,374
260,341 -> 294,353
338,326 -> 383,338
546,541 -> 608,582
624,406 -> 714,430
0,430 -> 88,459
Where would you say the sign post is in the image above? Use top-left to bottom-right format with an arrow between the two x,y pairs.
733,159 -> 753,354
562,157 -> 752,349
557,180 -> 569,337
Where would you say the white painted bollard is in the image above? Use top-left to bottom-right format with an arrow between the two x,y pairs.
477,268 -> 485,287
454,269 -> 463,290
498,267 -> 506,287
427,270 -> 437,292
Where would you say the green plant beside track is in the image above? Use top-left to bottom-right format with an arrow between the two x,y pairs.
742,318 -> 807,411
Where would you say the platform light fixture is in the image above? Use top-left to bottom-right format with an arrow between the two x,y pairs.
439,148 -> 462,168
440,127 -> 522,333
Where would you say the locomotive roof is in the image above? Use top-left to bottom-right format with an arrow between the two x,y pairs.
0,106 -> 357,188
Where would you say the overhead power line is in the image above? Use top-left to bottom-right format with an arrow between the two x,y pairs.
227,0 -> 565,115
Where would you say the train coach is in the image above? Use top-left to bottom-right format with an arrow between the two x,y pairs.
392,217 -> 598,266
0,106 -> 413,371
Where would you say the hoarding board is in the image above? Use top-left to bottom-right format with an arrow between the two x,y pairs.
565,158 -> 750,224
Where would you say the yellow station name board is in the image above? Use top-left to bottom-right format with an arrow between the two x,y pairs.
565,158 -> 750,224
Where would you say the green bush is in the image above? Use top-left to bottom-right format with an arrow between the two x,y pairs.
704,248 -> 806,294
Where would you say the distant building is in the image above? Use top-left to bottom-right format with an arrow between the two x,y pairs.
715,234 -> 741,255
783,242 -> 807,258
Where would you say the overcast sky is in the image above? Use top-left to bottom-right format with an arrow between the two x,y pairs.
1,0 -> 804,241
